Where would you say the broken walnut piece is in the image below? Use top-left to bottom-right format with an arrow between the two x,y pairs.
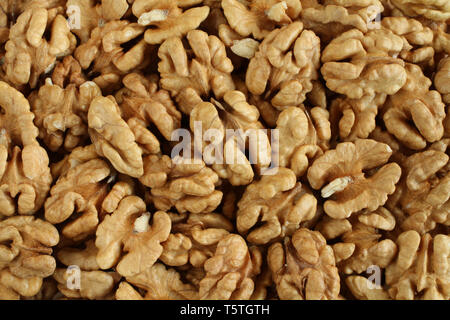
29,78 -> 102,152
74,20 -> 152,93
158,29 -> 235,114
383,63 -> 446,150
246,21 -> 321,109
95,196 -> 171,278
237,167 -> 317,245
45,144 -> 136,241
140,155 -> 223,214
386,230 -> 450,300
267,228 -> 340,300
199,234 -> 261,300
161,212 -> 233,268
222,0 -> 302,40
190,91 -> 271,186
116,263 -> 198,300
435,56 -> 450,104
307,139 -> 401,219
329,93 -> 386,141
300,0 -> 385,42
88,96 -> 144,178
0,81 -> 52,216
3,8 -> 76,88
132,0 -> 210,44
390,0 -> 450,22
66,0 -> 129,43
115,73 -> 181,144
386,143 -> 450,234
0,216 -> 59,279
276,106 -> 330,177
53,268 -> 118,300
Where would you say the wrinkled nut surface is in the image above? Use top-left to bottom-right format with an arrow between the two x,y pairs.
199,234 -> 260,299
4,8 -> 76,88
88,96 -> 144,178
387,144 -> 450,234
140,155 -> 223,214
0,0 -> 448,302
0,81 -> 52,216
0,216 -> 59,278
237,168 -> 317,244
158,29 -> 235,114
95,196 -> 171,277
386,231 -> 450,300
268,228 -> 340,300
246,22 -> 321,109
30,78 -> 102,152
222,0 -> 302,39
307,139 -> 402,219
383,63 -> 446,150
116,263 -> 198,300
133,0 -> 210,44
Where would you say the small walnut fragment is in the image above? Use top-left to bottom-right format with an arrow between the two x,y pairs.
88,96 -> 144,178
222,0 -> 302,39
268,228 -> 340,300
158,29 -> 235,114
237,168 -> 317,245
383,63 -> 446,150
0,81 -> 52,216
199,234 -> 261,299
140,155 -> 223,214
132,0 -> 210,44
3,8 -> 76,88
95,196 -> 171,277
307,139 -> 401,219
386,230 -> 450,300
246,22 -> 321,109
116,263 -> 198,300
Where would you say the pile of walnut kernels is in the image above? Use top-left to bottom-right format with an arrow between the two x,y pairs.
0,0 -> 449,300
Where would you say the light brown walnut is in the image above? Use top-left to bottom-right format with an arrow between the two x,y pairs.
95,195 -> 171,277
237,167 -> 317,245
0,81 -> 52,216
307,139 -> 402,219
3,8 -> 76,88
158,29 -> 235,114
222,0 -> 302,40
267,228 -> 340,300
246,22 -> 321,109
199,234 -> 261,300
140,155 -> 223,214
383,63 -> 446,150
132,0 -> 209,44
116,263 -> 198,300
385,230 -> 450,300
